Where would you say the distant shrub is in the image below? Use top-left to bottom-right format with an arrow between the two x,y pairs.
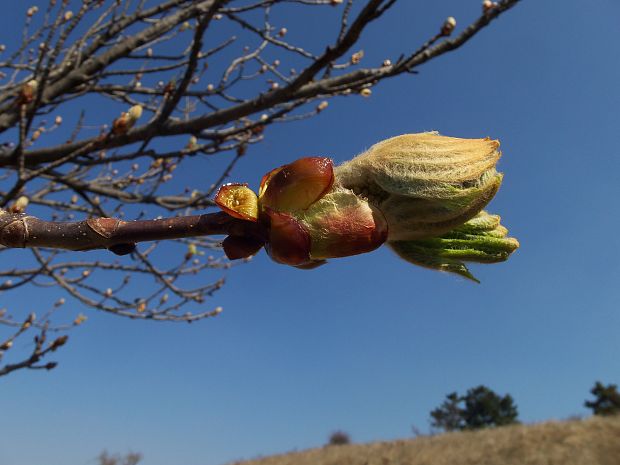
327,430 -> 351,446
585,381 -> 620,416
97,451 -> 142,465
430,385 -> 519,432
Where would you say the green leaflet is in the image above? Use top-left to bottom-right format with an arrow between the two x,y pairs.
388,211 -> 519,282
388,240 -> 481,282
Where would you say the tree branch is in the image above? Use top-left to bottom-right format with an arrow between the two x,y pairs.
0,210 -> 252,254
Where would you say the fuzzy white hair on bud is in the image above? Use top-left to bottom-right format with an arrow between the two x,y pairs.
335,132 -> 503,240
127,105 -> 143,122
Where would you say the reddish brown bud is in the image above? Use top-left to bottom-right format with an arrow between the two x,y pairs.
263,209 -> 311,266
299,189 -> 388,259
19,80 -> 38,104
222,235 -> 264,260
259,157 -> 334,213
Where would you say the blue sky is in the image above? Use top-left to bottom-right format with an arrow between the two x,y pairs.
1,1 -> 620,465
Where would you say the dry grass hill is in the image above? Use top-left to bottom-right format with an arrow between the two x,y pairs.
229,415 -> 620,465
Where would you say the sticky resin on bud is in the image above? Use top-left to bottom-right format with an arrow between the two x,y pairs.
215,183 -> 258,222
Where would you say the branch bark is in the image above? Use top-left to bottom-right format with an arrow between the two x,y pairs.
0,210 -> 253,254
0,0 -> 520,169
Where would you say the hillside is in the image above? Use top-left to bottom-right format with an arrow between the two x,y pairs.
229,415 -> 620,465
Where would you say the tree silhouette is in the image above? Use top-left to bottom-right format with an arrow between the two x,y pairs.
0,0 -> 520,378
430,392 -> 463,432
97,451 -> 142,465
585,381 -> 620,416
431,385 -> 519,432
327,430 -> 351,446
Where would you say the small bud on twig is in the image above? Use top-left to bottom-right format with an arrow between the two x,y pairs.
9,196 -> 29,213
351,50 -> 364,65
316,101 -> 329,112
50,335 -> 68,351
21,312 -> 35,330
441,17 -> 457,36
482,1 -> 496,13
187,135 -> 198,150
112,105 -> 142,135
19,80 -> 38,104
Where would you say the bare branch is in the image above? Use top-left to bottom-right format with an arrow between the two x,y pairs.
0,0 -> 520,377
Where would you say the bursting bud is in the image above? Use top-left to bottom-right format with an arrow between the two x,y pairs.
335,133 -> 503,240
334,132 -> 518,280
215,157 -> 386,268
112,105 -> 142,135
127,105 -> 143,123
215,133 -> 518,281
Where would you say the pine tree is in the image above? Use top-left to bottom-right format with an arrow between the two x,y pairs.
430,385 -> 518,432
430,392 -> 464,432
585,382 -> 620,416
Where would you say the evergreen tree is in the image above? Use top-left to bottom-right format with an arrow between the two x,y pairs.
585,382 -> 620,416
430,392 -> 464,432
430,385 -> 519,432
460,385 -> 519,430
